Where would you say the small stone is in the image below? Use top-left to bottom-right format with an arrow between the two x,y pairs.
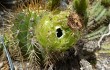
83,41 -> 98,52
80,59 -> 93,70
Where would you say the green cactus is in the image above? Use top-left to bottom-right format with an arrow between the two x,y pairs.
84,0 -> 110,40
35,11 -> 81,52
73,0 -> 89,16
12,10 -> 41,56
101,0 -> 110,7
51,0 -> 61,10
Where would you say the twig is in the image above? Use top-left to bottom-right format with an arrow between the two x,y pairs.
98,23 -> 110,48
0,35 -> 15,70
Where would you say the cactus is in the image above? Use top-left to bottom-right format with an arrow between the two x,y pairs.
73,0 -> 88,16
1,0 -> 110,69
12,10 -> 40,56
84,0 -> 110,40
35,11 -> 81,52
101,0 -> 110,7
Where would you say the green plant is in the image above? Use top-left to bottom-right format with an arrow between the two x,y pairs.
12,10 -> 33,56
35,11 -> 81,52
73,0 -> 88,16
101,0 -> 110,7
85,0 -> 110,40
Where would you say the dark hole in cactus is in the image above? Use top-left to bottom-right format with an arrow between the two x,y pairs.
56,28 -> 63,38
